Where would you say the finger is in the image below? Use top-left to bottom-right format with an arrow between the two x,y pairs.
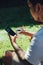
16,27 -> 25,34
8,33 -> 16,42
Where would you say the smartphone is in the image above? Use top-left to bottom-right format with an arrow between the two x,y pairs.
5,27 -> 16,36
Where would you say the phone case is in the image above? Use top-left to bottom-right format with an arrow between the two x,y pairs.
5,27 -> 16,36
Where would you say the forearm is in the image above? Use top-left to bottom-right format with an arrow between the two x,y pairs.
8,34 -> 25,60
11,42 -> 25,60
20,31 -> 33,38
16,27 -> 33,38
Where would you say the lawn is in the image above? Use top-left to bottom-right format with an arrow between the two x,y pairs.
0,6 -> 43,65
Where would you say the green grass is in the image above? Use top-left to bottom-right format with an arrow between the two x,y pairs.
0,26 -> 42,58
0,6 -> 43,65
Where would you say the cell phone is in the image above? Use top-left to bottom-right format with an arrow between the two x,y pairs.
5,27 -> 16,36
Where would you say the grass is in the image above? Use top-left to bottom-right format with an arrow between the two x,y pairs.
0,6 -> 43,65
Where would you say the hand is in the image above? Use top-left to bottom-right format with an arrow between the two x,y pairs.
8,34 -> 18,43
16,27 -> 26,34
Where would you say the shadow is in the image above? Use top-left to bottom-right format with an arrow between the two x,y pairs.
0,0 -> 26,8
0,50 -> 43,65
0,6 -> 43,30
0,58 -> 3,65
0,57 -> 25,65
0,50 -> 25,65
